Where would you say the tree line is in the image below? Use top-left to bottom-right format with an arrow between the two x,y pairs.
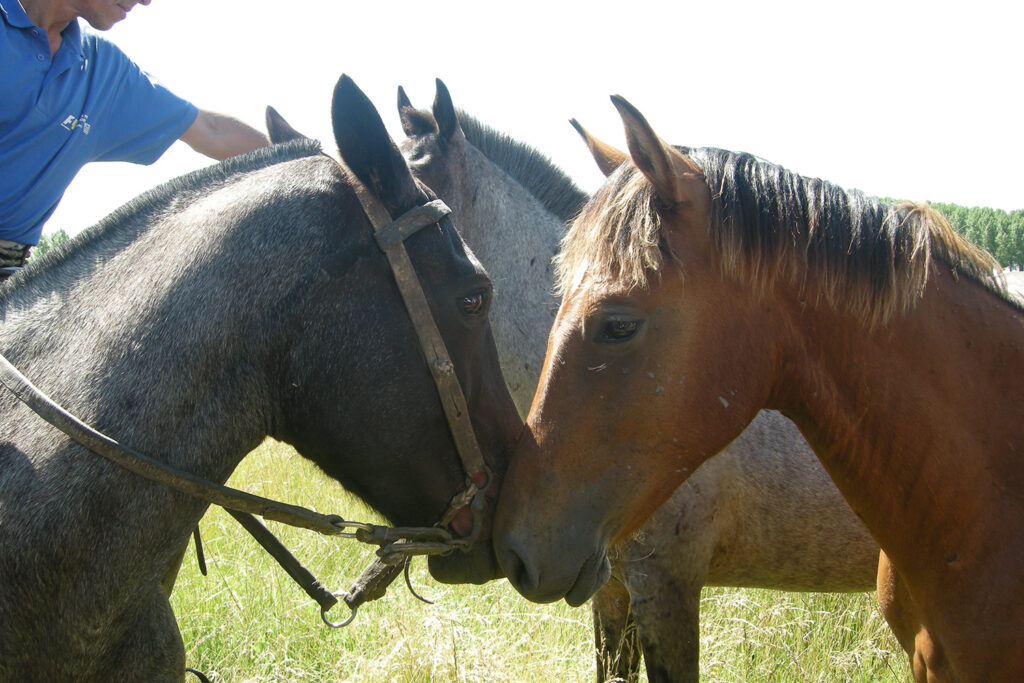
33,228 -> 69,257
929,202 -> 1024,270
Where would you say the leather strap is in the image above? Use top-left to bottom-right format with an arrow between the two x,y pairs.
0,353 -> 347,537
344,171 -> 489,486
226,509 -> 339,613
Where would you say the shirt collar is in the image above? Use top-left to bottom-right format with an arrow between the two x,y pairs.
1,1 -> 84,61
0,0 -> 35,28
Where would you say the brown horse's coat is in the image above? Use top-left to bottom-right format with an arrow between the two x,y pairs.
396,87 -> 876,681
494,97 -> 1024,681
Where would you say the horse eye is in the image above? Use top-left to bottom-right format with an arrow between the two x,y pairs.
459,292 -> 486,316
599,318 -> 642,343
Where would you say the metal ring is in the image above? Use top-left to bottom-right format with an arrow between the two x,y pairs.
330,518 -> 375,534
321,593 -> 357,628
330,518 -> 375,532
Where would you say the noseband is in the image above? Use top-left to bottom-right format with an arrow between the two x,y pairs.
0,168 -> 496,629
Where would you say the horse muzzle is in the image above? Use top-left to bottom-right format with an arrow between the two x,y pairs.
495,526 -> 611,605
427,472 -> 505,584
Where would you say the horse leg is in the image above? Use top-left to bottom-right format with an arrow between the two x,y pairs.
591,575 -> 641,682
625,576 -> 701,683
614,469 -> 719,683
100,585 -> 187,682
877,551 -> 954,682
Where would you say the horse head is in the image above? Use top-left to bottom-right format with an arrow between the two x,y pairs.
395,80 -> 479,243
397,80 -> 582,417
494,97 -> 775,604
277,75 -> 522,584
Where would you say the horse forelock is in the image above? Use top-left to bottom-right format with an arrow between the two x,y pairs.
558,147 -> 1013,325
555,164 -> 664,300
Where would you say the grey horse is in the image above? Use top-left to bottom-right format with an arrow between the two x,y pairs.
0,75 -> 520,682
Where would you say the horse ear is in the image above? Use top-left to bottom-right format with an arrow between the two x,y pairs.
333,74 -> 421,215
610,95 -> 704,206
265,105 -> 307,144
397,85 -> 413,113
432,78 -> 464,143
569,119 -> 627,177
398,86 -> 439,138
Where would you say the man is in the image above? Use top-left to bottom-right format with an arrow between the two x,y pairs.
1,0 -> 270,280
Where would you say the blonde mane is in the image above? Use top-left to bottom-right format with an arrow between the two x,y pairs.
557,149 -> 1008,326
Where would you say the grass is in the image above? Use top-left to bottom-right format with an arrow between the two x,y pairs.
171,439 -> 910,682
698,589 -> 907,682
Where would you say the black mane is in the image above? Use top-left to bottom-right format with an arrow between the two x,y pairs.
457,110 -> 587,223
682,146 -> 1012,312
562,145 -> 1015,325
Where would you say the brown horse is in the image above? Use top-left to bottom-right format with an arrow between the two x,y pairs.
391,86 -> 878,681
493,96 -> 1024,682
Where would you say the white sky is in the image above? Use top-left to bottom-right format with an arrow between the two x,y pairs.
46,0 -> 1023,237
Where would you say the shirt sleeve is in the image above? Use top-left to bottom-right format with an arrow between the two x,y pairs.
85,34 -> 198,165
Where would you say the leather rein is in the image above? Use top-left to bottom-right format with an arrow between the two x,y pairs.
0,170 -> 494,628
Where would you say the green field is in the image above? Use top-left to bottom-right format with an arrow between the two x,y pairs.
171,440 -> 910,682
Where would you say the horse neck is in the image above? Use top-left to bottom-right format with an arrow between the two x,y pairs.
773,265 -> 1024,583
0,213 -> 273,625
1,171 -> 295,481
454,144 -> 567,414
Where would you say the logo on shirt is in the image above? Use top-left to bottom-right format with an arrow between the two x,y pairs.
60,114 -> 91,135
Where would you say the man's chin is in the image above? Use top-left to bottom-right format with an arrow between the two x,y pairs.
83,18 -> 120,31
83,7 -> 127,31
427,545 -> 505,585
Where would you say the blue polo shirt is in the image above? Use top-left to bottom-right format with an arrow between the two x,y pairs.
0,0 -> 198,244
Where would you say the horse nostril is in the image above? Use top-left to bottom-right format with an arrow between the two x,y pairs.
497,541 -> 539,594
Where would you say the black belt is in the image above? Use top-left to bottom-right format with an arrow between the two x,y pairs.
0,240 -> 31,275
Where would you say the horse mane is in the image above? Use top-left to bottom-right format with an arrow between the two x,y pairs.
456,110 -> 588,223
13,139 -> 324,289
558,147 -> 1013,326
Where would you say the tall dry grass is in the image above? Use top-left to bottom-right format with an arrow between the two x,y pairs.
171,440 -> 909,682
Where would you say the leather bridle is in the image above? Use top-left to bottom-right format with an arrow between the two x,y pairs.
346,166 -> 496,549
0,168 -> 497,628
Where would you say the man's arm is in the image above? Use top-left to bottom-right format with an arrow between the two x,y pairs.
180,110 -> 270,161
